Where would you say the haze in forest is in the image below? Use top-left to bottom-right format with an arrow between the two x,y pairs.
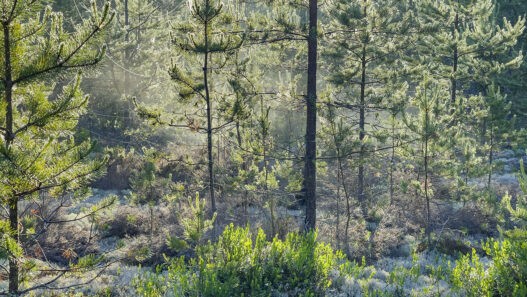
1,0 -> 527,296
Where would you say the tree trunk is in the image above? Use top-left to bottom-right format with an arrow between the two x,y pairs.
451,12 -> 459,107
335,166 -> 341,248
390,115 -> 396,205
488,127 -> 494,201
358,43 -> 367,218
424,103 -> 431,246
124,0 -> 130,96
330,115 -> 349,251
235,121 -> 250,225
203,12 -> 216,220
304,0 -> 318,231
339,155 -> 352,255
3,18 -> 18,295
261,99 -> 274,235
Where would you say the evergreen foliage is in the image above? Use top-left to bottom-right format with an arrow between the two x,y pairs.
1,0 -> 527,295
323,0 -> 414,254
0,0 -> 113,294
134,0 -> 245,223
451,160 -> 527,296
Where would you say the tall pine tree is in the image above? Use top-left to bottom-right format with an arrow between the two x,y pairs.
0,1 -> 113,294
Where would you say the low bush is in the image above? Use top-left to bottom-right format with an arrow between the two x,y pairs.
451,235 -> 527,297
133,224 -> 346,297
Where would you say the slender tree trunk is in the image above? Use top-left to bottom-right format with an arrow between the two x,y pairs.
203,13 -> 216,220
329,116 -> 345,250
236,121 -> 242,150
358,43 -> 367,218
149,204 -> 154,242
451,12 -> 459,107
488,128 -> 494,201
261,99 -> 274,235
358,3 -> 372,255
425,139 -> 431,246
304,0 -> 318,231
424,105 -> 431,246
335,164 -> 341,248
266,151 -> 274,236
123,0 -> 134,145
3,19 -> 18,295
334,136 -> 341,248
328,111 -> 352,253
235,121 -> 250,224
390,114 -> 396,205
339,156 -> 352,255
217,135 -> 220,165
124,0 -> 130,96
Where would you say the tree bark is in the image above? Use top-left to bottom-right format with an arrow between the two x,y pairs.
358,43 -> 367,218
3,18 -> 18,295
203,9 -> 216,220
304,0 -> 318,231
124,0 -> 130,96
451,12 -> 459,106
488,127 -> 494,201
424,95 -> 431,246
390,114 -> 396,205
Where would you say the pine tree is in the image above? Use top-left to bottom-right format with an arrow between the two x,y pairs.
228,93 -> 282,234
136,0 -> 244,226
239,0 -> 322,231
319,97 -> 355,251
417,0 -> 523,107
402,76 -> 451,245
323,0 -> 413,254
0,1 -> 113,294
415,0 -> 524,208
482,85 -> 516,204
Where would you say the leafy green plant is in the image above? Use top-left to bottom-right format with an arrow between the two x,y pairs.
451,249 -> 492,297
132,266 -> 167,297
181,192 -> 217,247
451,159 -> 527,297
386,251 -> 421,295
133,225 -> 346,296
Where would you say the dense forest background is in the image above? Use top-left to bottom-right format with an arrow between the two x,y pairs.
1,0 -> 527,296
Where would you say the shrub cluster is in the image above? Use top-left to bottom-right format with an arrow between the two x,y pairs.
132,224 -> 345,296
451,233 -> 527,297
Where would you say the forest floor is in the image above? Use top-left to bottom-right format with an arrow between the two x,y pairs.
3,150 -> 522,296
21,189 -> 500,296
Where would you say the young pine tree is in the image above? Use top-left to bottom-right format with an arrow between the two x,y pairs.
323,0 -> 413,255
319,97 -> 355,252
0,1 -> 113,294
402,76 -> 450,246
482,85 -> 516,205
136,0 -> 244,226
417,0 -> 524,106
415,0 -> 524,202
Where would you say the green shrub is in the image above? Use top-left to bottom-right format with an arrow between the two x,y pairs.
451,236 -> 527,297
133,224 -> 345,296
132,266 -> 167,297
451,249 -> 492,297
452,159 -> 527,297
487,234 -> 527,296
